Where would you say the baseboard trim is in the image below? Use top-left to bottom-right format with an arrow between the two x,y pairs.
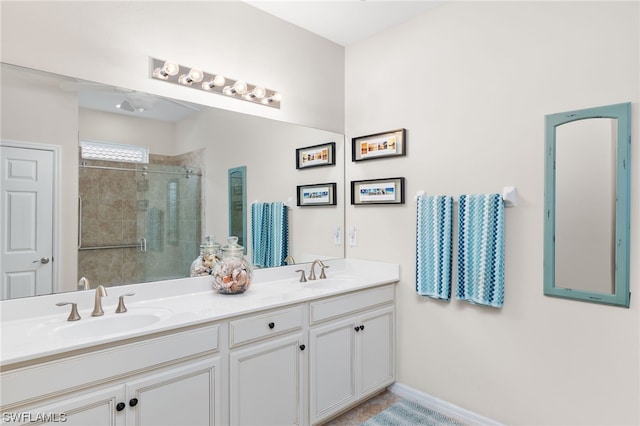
388,383 -> 503,426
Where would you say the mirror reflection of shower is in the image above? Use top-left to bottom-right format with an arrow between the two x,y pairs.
77,141 -> 203,287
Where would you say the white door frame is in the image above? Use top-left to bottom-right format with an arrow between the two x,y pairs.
0,139 -> 61,294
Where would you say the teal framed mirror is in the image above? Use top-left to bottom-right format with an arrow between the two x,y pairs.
544,102 -> 631,307
228,166 -> 247,254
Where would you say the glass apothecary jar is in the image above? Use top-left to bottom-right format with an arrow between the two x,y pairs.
190,235 -> 221,277
212,236 -> 252,294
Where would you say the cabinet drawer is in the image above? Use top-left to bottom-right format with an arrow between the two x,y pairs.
229,305 -> 304,347
310,284 -> 394,325
0,323 -> 220,409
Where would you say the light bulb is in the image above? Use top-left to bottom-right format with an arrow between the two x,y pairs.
262,92 -> 282,105
152,61 -> 180,80
222,86 -> 233,96
244,86 -> 267,100
233,80 -> 248,95
213,75 -> 225,87
163,62 -> 180,76
252,87 -> 266,99
188,69 -> 204,83
178,68 -> 204,85
202,74 -> 226,90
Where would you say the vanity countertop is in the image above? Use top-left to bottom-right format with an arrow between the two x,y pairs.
0,258 -> 399,367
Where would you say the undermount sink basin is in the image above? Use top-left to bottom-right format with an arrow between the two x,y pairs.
34,307 -> 173,340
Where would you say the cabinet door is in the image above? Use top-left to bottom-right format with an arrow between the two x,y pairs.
12,385 -> 125,426
125,358 -> 220,426
229,333 -> 305,426
358,306 -> 395,397
309,317 -> 358,424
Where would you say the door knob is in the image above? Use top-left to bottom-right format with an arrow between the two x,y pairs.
33,257 -> 50,264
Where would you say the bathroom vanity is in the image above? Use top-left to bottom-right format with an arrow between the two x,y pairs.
0,259 -> 399,425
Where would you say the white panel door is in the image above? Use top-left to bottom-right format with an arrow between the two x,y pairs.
309,317 -> 357,424
0,145 -> 54,299
126,358 -> 220,426
230,333 -> 305,426
16,384 -> 125,426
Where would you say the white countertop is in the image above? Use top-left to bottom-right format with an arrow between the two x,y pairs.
0,258 -> 399,367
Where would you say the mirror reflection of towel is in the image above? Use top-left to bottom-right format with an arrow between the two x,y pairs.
251,202 -> 289,268
456,194 -> 504,308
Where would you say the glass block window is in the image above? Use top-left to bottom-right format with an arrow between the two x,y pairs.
80,140 -> 149,164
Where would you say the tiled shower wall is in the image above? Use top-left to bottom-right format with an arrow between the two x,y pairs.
78,150 -> 203,287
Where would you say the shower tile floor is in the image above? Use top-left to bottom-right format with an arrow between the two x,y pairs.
320,390 -> 401,425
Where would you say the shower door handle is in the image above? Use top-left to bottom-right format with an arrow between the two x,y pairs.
140,237 -> 147,252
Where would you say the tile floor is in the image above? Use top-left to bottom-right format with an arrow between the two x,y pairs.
320,390 -> 401,426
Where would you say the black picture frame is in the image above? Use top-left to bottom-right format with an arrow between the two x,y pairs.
351,177 -> 405,205
352,128 -> 406,162
297,182 -> 337,206
296,142 -> 336,169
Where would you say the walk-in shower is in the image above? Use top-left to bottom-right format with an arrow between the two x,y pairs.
78,159 -> 202,286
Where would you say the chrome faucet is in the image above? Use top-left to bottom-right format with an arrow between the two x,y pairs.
309,260 -> 329,280
78,277 -> 90,291
284,255 -> 296,265
91,285 -> 108,316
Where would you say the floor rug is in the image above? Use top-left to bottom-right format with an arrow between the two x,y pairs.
361,399 -> 465,426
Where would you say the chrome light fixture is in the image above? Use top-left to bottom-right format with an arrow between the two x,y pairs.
149,57 -> 281,109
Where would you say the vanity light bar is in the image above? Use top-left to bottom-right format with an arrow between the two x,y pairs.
149,58 -> 281,109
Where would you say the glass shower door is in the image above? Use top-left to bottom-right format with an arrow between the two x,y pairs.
137,164 -> 202,282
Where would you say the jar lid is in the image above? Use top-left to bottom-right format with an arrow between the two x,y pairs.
201,235 -> 221,250
222,236 -> 244,256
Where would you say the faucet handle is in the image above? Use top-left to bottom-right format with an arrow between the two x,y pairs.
56,302 -> 81,321
320,264 -> 330,279
295,270 -> 307,282
116,293 -> 135,313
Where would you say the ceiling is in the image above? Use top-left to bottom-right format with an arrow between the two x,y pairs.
244,1 -> 444,46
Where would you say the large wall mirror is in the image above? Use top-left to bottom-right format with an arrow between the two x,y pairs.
0,62 -> 345,299
544,102 -> 631,307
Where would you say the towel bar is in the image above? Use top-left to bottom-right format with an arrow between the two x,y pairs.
414,186 -> 518,207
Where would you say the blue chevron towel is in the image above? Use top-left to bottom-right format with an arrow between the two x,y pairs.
456,194 -> 505,308
251,202 -> 289,268
416,195 -> 454,300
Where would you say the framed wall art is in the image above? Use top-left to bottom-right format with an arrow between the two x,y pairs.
351,177 -> 405,205
297,182 -> 337,206
296,142 -> 336,169
352,128 -> 406,162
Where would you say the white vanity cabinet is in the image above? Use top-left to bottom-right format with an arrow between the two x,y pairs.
15,358 -> 219,426
228,305 -> 307,426
308,284 -> 395,425
1,261 -> 399,426
0,324 -> 222,426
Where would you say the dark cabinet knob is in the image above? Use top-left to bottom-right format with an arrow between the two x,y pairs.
360,325 -> 365,331
354,326 -> 360,332
129,398 -> 139,407
268,322 -> 275,329
299,344 -> 306,351
116,402 -> 126,412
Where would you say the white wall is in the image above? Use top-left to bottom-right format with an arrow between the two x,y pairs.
0,1 -> 345,133
1,70 -> 79,294
175,108 -> 345,263
345,2 -> 639,424
79,109 -> 177,156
